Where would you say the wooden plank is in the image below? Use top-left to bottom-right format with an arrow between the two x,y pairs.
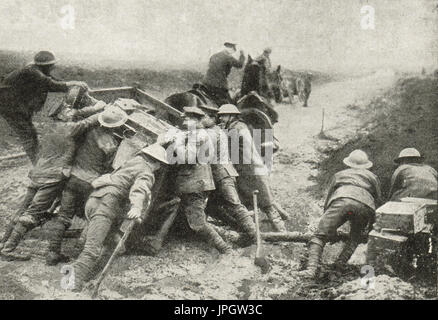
135,88 -> 182,118
0,152 -> 27,162
89,87 -> 136,103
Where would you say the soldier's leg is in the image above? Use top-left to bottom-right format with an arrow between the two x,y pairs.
237,174 -> 285,232
218,177 -> 256,241
0,185 -> 37,246
3,113 -> 38,164
300,199 -> 349,278
46,177 -> 93,265
1,182 -> 63,260
19,181 -> 64,227
181,192 -> 232,254
334,202 -> 374,267
72,195 -> 120,291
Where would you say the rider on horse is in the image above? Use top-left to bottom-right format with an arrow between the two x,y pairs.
201,42 -> 245,106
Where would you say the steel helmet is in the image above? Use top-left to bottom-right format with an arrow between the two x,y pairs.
394,148 -> 423,163
343,149 -> 373,169
98,106 -> 128,128
34,51 -> 57,66
183,106 -> 205,118
263,47 -> 272,54
141,143 -> 170,165
224,42 -> 237,48
217,104 -> 241,115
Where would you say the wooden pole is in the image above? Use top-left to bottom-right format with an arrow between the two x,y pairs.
320,108 -> 325,134
0,152 -> 27,162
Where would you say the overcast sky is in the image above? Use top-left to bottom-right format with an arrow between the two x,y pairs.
0,0 -> 437,72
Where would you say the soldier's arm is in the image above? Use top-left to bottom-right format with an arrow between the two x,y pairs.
73,100 -> 106,120
229,52 -> 245,69
324,176 -> 337,210
388,169 -> 402,201
33,69 -> 69,92
129,167 -> 156,212
70,113 -> 101,137
374,175 -> 384,207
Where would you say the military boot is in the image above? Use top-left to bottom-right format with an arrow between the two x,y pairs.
299,238 -> 325,279
0,223 -> 31,261
333,241 -> 358,271
234,209 -> 257,246
46,219 -> 70,266
263,206 -> 286,232
68,263 -> 89,292
199,225 -> 232,254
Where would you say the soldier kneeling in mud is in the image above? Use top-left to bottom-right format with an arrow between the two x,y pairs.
300,150 -> 383,279
0,99 -> 107,261
69,143 -> 169,291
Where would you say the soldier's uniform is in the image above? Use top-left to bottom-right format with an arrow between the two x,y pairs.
72,153 -> 158,288
225,118 -> 285,232
172,107 -> 232,253
254,49 -> 273,100
46,122 -> 122,265
316,168 -> 382,243
389,164 -> 437,201
202,49 -> 245,106
204,125 -> 256,243
301,150 -> 382,279
0,111 -> 102,260
0,50 -> 85,163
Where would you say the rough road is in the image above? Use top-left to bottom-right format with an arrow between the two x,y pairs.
1,71 -> 413,300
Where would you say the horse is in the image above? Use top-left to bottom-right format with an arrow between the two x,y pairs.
267,65 -> 284,103
273,67 -> 312,107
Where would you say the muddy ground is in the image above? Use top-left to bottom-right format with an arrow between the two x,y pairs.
0,70 -> 437,300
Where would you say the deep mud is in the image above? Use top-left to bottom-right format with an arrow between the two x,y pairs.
0,71 -> 436,300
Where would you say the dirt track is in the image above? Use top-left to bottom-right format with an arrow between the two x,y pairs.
0,71 -> 432,300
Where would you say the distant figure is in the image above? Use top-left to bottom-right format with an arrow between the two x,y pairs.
254,48 -> 273,100
202,42 -> 245,106
255,47 -> 272,73
0,51 -> 88,163
388,148 -> 437,201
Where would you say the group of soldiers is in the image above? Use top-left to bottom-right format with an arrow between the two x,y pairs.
0,48 -> 284,291
300,148 -> 437,279
0,47 -> 436,293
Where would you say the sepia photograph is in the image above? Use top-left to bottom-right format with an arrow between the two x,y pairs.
0,0 -> 437,304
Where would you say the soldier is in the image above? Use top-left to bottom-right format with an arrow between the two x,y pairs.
255,47 -> 272,73
255,48 -> 273,100
198,105 -> 256,245
172,106 -> 232,253
70,144 -> 169,291
45,106 -> 128,266
0,51 -> 88,163
0,98 -> 108,250
217,104 -> 286,232
202,42 -> 245,106
388,148 -> 437,201
0,101 -> 105,261
300,150 -> 383,279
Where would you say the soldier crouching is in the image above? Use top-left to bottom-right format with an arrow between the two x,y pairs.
45,106 -> 128,266
0,101 -> 105,261
69,144 -> 169,291
300,150 -> 383,279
